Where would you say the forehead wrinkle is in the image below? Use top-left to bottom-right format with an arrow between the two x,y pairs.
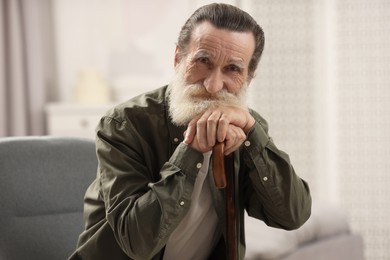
195,35 -> 250,65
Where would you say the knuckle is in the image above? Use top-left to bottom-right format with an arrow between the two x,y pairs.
188,120 -> 197,127
219,117 -> 229,125
197,119 -> 207,127
207,117 -> 217,125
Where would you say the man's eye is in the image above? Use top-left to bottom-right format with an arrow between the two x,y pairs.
198,57 -> 210,64
226,65 -> 241,72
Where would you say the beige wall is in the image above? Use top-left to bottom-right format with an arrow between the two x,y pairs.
51,1 -> 390,259
243,1 -> 390,259
52,0 -> 237,102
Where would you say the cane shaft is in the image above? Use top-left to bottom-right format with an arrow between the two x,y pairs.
212,142 -> 237,260
225,153 -> 237,260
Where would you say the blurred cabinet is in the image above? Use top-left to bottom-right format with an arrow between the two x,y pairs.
46,103 -> 114,139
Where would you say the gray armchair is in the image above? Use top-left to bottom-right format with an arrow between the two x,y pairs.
244,201 -> 364,259
0,136 -> 96,260
0,136 -> 364,260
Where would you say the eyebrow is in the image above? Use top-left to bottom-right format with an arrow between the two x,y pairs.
229,58 -> 245,69
193,50 -> 211,60
193,50 -> 246,69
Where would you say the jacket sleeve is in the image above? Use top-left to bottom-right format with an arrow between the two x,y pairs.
95,116 -> 203,259
241,110 -> 312,230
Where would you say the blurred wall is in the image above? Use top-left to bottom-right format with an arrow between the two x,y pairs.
51,0 -> 390,259
52,0 -> 237,102
242,1 -> 390,260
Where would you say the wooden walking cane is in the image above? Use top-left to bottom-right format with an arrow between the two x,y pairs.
213,142 -> 237,260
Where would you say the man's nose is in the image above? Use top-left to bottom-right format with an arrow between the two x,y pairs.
203,70 -> 224,94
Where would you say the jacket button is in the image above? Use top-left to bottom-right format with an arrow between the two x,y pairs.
180,201 -> 185,206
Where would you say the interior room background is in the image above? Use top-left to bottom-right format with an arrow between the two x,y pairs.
1,0 -> 389,259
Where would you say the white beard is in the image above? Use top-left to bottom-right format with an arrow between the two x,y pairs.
168,62 -> 248,126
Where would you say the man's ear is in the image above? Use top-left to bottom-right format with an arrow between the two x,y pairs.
247,77 -> 253,86
247,71 -> 257,86
174,45 -> 180,67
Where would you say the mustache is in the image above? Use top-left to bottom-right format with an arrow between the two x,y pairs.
183,84 -> 237,102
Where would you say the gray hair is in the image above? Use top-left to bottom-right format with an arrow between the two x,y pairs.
176,3 -> 265,79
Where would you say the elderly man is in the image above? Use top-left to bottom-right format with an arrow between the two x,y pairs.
69,3 -> 311,260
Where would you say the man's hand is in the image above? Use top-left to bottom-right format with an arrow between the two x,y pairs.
183,106 -> 255,155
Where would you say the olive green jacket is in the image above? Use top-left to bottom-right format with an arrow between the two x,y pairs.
69,86 -> 311,260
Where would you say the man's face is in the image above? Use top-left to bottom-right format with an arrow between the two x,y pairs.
178,21 -> 255,94
169,21 -> 256,125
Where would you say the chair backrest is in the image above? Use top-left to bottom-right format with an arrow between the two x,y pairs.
0,136 -> 97,260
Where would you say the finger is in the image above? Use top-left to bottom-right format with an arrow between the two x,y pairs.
224,126 -> 237,155
196,111 -> 211,150
184,117 -> 199,144
224,125 -> 246,155
207,110 -> 222,147
216,113 -> 230,143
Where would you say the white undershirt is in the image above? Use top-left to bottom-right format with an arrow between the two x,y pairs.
163,151 -> 219,260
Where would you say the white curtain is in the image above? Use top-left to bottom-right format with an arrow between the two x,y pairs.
0,0 -> 56,136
